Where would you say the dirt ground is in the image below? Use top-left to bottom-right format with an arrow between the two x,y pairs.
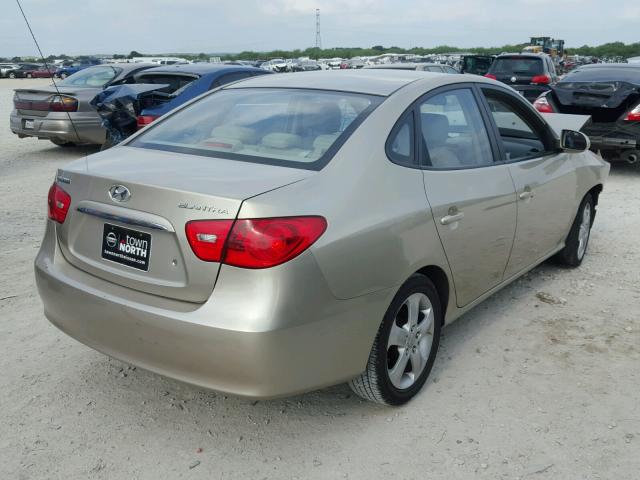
1,78 -> 639,480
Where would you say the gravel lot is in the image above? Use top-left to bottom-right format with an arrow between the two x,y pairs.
1,78 -> 639,480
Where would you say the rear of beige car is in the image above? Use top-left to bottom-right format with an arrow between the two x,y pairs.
34,82 -> 418,398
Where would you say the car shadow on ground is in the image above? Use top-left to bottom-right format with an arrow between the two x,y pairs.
55,259 -> 570,437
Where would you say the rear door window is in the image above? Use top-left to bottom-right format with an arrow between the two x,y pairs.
419,88 -> 494,169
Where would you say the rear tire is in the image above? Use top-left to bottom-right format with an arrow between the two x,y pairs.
26,73 -> 32,78
553,193 -> 594,267
50,139 -> 76,147
349,274 -> 442,405
8,72 -> 16,79
60,73 -> 67,79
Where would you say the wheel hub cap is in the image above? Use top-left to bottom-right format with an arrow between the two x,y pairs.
386,293 -> 435,390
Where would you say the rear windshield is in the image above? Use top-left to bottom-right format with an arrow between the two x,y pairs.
58,66 -> 121,87
560,66 -> 640,84
490,57 -> 543,76
134,73 -> 199,94
130,88 -> 381,170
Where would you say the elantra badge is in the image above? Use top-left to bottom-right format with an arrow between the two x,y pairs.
109,185 -> 131,203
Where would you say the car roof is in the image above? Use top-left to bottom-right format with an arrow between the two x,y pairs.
578,63 -> 640,69
139,63 -> 263,76
365,63 -> 445,69
497,53 -> 546,59
225,69 -> 439,96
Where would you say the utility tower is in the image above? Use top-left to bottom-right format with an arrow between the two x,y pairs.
315,8 -> 322,51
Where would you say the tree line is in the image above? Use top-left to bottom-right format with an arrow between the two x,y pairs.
3,42 -> 639,63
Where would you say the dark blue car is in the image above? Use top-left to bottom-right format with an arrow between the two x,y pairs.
56,59 -> 102,79
133,63 -> 271,129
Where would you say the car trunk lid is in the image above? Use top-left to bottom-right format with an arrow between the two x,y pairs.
55,146 -> 313,302
552,81 -> 640,123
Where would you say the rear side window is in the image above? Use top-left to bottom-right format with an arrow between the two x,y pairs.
419,89 -> 494,169
131,88 -> 381,170
482,90 -> 551,161
58,66 -> 121,87
490,57 -> 543,76
135,74 -> 198,94
386,113 -> 415,166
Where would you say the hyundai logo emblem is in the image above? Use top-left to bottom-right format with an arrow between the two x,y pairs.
109,185 -> 131,203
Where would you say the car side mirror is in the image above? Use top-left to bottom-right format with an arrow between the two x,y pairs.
561,130 -> 590,153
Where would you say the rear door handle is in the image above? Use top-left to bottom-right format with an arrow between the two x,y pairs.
440,212 -> 465,225
519,186 -> 535,200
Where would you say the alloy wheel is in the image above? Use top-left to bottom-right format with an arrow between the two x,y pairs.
386,293 -> 435,390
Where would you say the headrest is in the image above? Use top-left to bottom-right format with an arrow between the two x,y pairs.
210,125 -> 258,144
421,113 -> 450,147
261,132 -> 303,149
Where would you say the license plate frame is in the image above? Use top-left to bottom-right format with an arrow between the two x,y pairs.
101,223 -> 152,272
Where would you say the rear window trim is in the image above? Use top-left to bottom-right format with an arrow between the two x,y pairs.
130,88 -> 384,172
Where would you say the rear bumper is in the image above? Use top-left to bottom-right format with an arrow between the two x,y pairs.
582,122 -> 639,151
10,110 -> 105,145
34,221 -> 392,398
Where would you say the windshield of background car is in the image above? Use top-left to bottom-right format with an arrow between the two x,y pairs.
490,57 -> 543,76
559,66 -> 640,85
58,66 -> 121,87
130,88 -> 381,170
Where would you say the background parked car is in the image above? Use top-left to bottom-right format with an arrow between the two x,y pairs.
4,63 -> 42,79
10,63 -> 155,147
26,65 -> 57,78
485,53 -> 558,102
0,63 -> 21,78
95,63 -> 271,147
534,63 -> 640,164
55,59 -> 101,79
459,55 -> 495,75
365,63 -> 459,74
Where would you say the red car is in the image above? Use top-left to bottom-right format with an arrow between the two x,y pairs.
27,66 -> 57,78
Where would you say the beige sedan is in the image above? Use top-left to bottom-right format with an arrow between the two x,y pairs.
35,70 -> 609,405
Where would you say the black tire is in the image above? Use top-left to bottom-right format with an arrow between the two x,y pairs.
50,139 -> 76,147
26,73 -> 32,78
553,193 -> 594,267
349,274 -> 442,405
8,72 -> 16,79
60,73 -> 67,79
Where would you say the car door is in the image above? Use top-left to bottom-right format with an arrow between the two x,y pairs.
418,86 -> 517,307
478,86 -> 578,278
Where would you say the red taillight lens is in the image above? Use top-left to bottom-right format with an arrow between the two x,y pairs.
185,220 -> 234,262
185,216 -> 327,268
47,183 -> 71,224
624,105 -> 640,122
137,115 -> 159,130
484,73 -> 497,80
531,74 -> 551,85
533,96 -> 555,113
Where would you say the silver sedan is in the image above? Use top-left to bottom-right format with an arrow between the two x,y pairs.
35,70 -> 609,405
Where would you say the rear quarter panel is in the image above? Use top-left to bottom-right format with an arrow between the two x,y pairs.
238,80 -> 454,302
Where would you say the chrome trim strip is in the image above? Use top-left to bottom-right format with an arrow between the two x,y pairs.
77,206 -> 171,232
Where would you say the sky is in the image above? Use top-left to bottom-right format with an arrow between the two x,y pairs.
2,0 -> 639,57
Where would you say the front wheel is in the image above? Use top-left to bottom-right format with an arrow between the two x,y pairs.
8,72 -> 16,79
349,274 -> 442,405
50,139 -> 76,147
60,72 -> 67,79
26,73 -> 32,78
553,193 -> 594,267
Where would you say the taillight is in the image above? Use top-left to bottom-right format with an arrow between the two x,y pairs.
13,94 -> 77,112
624,104 -> 640,122
185,220 -> 234,261
185,216 -> 327,268
533,95 -> 555,113
530,74 -> 551,85
47,183 -> 71,224
484,73 -> 497,80
137,115 -> 159,130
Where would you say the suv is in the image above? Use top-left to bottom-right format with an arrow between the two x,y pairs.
485,53 -> 558,102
